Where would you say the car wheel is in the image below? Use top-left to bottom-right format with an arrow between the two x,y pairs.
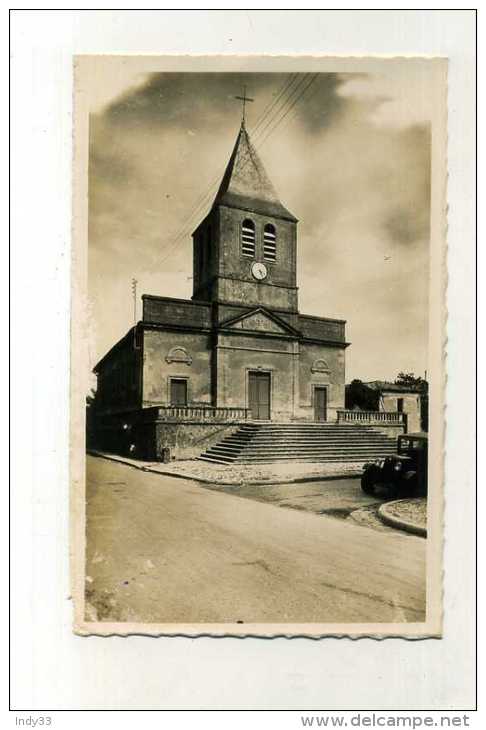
402,471 -> 418,497
361,474 -> 375,495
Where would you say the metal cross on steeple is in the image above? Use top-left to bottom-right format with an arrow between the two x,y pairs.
234,86 -> 254,126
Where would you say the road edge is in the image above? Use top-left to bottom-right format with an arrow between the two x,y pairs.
378,499 -> 427,537
87,450 -> 361,486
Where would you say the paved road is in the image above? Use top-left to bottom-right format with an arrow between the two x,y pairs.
85,456 -> 426,624
205,477 -> 393,529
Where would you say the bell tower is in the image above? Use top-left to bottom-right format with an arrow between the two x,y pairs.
192,122 -> 299,313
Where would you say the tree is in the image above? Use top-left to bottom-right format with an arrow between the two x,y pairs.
395,372 -> 428,393
345,379 -> 379,411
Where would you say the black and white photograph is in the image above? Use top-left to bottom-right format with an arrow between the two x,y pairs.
72,56 -> 446,636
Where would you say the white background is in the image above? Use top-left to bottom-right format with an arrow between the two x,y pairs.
9,7 -> 477,715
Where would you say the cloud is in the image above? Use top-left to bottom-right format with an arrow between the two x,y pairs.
337,63 -> 440,129
88,67 -> 433,381
380,125 -> 431,247
104,72 -> 349,133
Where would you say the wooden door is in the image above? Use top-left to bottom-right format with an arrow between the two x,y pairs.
170,378 -> 187,406
314,387 -> 327,422
249,372 -> 271,420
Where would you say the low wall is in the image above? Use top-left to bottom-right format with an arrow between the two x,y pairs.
91,408 -> 241,461
367,424 -> 405,441
155,422 -> 239,460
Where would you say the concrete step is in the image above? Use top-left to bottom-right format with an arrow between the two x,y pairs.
208,442 -> 396,452
232,457 -> 377,464
216,440 -> 396,450
196,455 -> 236,464
243,424 -> 382,429
239,423 -> 373,433
198,421 -> 399,465
241,421 -> 376,426
205,452 -> 395,462
205,447 -> 245,456
235,450 -> 394,458
226,436 -> 396,449
218,443 -> 394,452
225,429 -> 390,441
198,455 -> 389,465
205,447 -> 395,458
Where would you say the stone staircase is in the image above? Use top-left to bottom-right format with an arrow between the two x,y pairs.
197,422 -> 398,465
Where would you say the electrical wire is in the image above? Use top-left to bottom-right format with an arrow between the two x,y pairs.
157,74 -> 302,266
157,73 -> 319,266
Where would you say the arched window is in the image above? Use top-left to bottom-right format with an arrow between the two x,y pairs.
263,223 -> 277,261
241,219 -> 256,257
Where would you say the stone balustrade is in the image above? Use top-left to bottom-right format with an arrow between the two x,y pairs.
337,409 -> 405,425
155,405 -> 250,422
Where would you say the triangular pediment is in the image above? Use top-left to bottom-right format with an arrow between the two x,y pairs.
220,308 -> 300,337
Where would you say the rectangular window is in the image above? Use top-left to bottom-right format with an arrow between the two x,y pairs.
397,398 -> 404,413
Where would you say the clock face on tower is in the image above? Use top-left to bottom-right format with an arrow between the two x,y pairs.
251,262 -> 268,281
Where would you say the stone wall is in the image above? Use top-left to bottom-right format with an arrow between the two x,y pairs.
142,328 -> 212,407
95,331 -> 142,414
213,206 -> 298,311
381,393 -> 421,433
91,409 -> 156,460
143,296 -> 211,328
297,342 -> 346,422
91,407 -> 240,461
298,314 -> 346,344
215,332 -> 297,420
140,326 -> 347,422
155,422 -> 239,460
367,424 -> 405,441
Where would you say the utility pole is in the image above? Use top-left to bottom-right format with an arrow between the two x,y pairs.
131,278 -> 138,325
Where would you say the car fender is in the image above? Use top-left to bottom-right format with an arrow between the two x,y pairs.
362,463 -> 381,479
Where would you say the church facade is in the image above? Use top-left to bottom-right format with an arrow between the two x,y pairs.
93,123 -> 349,426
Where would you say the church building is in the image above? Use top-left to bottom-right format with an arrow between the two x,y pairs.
93,122 -> 349,430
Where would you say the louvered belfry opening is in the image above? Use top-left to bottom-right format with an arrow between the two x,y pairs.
241,218 -> 256,257
263,223 -> 277,261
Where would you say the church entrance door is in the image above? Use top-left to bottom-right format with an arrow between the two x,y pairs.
314,387 -> 327,422
248,372 -> 271,420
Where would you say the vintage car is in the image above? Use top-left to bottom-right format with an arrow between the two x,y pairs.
361,432 -> 428,498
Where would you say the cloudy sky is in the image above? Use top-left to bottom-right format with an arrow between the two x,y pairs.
87,61 -> 434,382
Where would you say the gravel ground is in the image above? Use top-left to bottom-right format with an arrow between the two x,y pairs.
149,458 -> 365,484
90,452 -> 365,484
385,498 -> 427,528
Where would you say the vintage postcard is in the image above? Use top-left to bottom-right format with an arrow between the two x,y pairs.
71,55 -> 447,637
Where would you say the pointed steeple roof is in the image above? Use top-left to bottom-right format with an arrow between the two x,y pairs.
212,123 -> 297,222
